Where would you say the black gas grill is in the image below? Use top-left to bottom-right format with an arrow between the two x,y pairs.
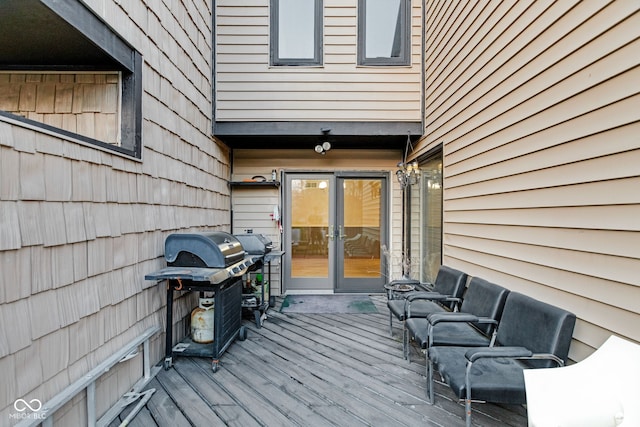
166,232 -> 246,267
234,233 -> 273,256
234,233 -> 283,327
145,231 -> 257,372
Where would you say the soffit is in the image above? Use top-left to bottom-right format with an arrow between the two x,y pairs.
0,0 -> 122,69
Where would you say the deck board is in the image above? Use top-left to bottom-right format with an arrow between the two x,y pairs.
155,365 -> 228,425
124,295 -> 526,426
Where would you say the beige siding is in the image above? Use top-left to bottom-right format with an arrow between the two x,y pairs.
0,0 -> 227,423
231,185 -> 283,294
215,0 -> 423,122
416,0 -> 640,361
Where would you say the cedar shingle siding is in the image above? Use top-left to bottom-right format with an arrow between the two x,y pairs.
0,73 -> 120,145
0,1 -> 227,423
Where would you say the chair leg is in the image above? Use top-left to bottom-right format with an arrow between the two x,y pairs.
389,311 -> 393,336
465,361 -> 473,427
426,353 -> 434,404
403,323 -> 408,360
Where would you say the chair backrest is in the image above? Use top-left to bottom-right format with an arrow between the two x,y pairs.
496,292 -> 576,368
459,277 -> 509,336
432,266 -> 468,310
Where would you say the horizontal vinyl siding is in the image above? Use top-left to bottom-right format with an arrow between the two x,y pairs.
215,0 -> 422,122
418,0 -> 640,360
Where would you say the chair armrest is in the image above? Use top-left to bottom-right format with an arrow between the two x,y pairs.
406,291 -> 447,302
465,348 -> 565,368
427,312 -> 498,325
406,295 -> 461,312
415,282 -> 434,292
428,312 -> 480,325
528,353 -> 565,367
465,346 -> 533,362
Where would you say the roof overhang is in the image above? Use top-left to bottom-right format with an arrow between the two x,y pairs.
214,121 -> 423,150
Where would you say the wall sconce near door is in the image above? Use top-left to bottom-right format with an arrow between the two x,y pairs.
396,133 -> 420,188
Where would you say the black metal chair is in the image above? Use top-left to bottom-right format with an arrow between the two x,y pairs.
387,265 -> 468,359
405,277 -> 510,402
428,292 -> 576,427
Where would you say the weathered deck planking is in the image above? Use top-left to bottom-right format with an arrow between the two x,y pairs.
111,295 -> 526,426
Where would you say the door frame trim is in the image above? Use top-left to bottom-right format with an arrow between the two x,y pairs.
282,170 -> 390,294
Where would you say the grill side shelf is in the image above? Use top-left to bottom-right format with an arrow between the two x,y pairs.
145,267 -> 226,283
145,260 -> 254,284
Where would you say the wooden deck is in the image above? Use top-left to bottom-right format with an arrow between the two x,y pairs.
112,296 -> 527,426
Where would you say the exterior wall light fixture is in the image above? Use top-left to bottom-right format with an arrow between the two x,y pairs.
315,141 -> 331,155
397,132 -> 420,188
396,160 -> 420,187
315,128 -> 332,154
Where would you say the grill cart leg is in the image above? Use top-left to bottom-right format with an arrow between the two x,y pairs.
164,282 -> 174,370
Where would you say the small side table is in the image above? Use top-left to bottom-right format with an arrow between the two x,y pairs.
384,279 -> 419,300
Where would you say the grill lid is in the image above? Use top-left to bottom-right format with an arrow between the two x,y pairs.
165,231 -> 245,268
234,233 -> 273,255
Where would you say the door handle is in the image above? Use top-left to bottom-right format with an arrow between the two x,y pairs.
338,225 -> 347,240
328,225 -> 334,241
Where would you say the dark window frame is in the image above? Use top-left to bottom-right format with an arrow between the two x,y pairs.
270,0 -> 323,66
357,0 -> 411,66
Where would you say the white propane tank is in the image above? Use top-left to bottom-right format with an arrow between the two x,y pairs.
191,298 -> 214,343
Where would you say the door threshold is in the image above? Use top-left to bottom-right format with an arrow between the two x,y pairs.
283,290 -> 334,296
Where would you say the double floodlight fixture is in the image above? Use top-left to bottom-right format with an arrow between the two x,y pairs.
315,128 -> 332,155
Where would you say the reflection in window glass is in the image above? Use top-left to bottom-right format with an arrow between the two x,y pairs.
271,0 -> 322,65
291,179 -> 329,277
358,0 -> 409,65
365,0 -> 402,58
278,0 -> 315,59
421,157 -> 442,283
343,179 -> 381,278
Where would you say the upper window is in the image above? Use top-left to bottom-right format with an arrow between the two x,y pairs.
358,0 -> 411,66
270,0 -> 323,66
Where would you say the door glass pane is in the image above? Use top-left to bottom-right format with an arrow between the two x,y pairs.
343,179 -> 381,278
291,178 -> 329,277
421,158 -> 442,283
